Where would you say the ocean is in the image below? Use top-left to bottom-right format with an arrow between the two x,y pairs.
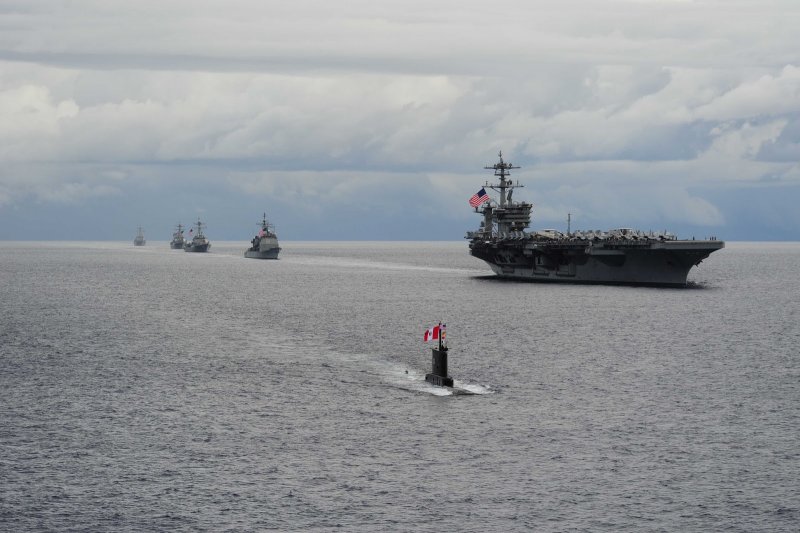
1,241 -> 798,531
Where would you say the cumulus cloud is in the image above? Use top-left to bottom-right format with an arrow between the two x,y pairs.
695,65 -> 800,122
1,1 -> 799,238
0,83 -> 78,160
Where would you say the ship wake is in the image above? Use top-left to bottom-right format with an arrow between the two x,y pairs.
385,364 -> 494,397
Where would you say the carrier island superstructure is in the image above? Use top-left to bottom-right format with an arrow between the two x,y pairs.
466,153 -> 724,286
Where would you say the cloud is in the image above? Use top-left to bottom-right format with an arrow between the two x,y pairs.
695,65 -> 800,122
757,113 -> 800,163
0,163 -> 125,206
3,1 -> 798,75
0,82 -> 78,161
1,1 -> 799,239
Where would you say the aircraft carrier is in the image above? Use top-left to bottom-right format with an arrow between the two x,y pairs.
466,153 -> 724,287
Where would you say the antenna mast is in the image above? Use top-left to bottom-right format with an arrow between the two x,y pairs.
484,150 -> 521,208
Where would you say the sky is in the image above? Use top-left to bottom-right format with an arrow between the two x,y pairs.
1,0 -> 799,241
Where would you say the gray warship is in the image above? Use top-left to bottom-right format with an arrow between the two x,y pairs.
244,213 -> 281,259
133,226 -> 145,246
184,219 -> 210,253
466,153 -> 724,286
169,223 -> 185,249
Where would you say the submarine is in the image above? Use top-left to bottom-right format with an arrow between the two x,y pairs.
423,323 -> 474,394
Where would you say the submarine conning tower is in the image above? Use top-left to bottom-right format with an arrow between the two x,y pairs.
425,323 -> 453,387
426,346 -> 453,387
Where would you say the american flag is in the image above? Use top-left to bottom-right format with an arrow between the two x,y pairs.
469,187 -> 490,207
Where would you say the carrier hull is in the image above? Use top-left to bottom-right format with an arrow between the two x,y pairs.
470,238 -> 724,287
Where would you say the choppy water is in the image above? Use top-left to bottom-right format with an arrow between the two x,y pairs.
1,241 -> 798,531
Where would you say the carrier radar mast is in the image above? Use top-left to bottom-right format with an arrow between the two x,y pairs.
484,151 -> 522,208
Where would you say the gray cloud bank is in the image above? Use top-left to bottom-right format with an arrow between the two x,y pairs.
1,0 -> 799,240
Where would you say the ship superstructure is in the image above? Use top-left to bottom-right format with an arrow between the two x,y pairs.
133,227 -> 145,246
170,223 -> 185,249
466,152 -> 724,286
244,213 -> 281,259
184,219 -> 211,253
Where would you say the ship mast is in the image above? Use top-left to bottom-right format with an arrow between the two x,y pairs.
481,151 -> 528,237
484,151 -> 521,208
258,212 -> 275,235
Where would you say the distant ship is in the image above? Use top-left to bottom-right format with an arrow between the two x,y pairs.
169,223 -> 185,249
184,219 -> 211,253
466,152 -> 724,286
244,213 -> 281,259
133,226 -> 145,246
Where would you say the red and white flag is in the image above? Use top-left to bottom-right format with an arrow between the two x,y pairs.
423,325 -> 440,342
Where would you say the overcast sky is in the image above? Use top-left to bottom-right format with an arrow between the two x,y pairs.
1,0 -> 799,241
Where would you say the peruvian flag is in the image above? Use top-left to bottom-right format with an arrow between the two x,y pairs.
423,325 -> 440,343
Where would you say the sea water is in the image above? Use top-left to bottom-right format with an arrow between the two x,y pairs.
1,241 -> 798,531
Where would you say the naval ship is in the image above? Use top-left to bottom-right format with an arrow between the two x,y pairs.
133,227 -> 145,246
466,153 -> 724,286
184,219 -> 211,253
244,213 -> 281,259
169,223 -> 185,249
